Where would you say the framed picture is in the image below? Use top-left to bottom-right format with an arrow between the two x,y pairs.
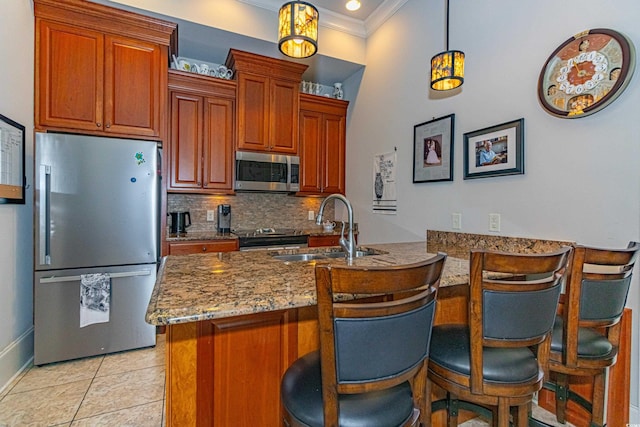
413,114 -> 454,183
463,118 -> 524,180
0,113 -> 25,204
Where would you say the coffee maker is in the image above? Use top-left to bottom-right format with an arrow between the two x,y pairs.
217,204 -> 231,233
168,211 -> 191,235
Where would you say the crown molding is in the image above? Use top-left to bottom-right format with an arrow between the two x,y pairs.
237,0 -> 407,38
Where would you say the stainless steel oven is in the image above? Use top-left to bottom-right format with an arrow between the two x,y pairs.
234,151 -> 300,192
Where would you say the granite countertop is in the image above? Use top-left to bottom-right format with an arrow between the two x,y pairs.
145,242 -> 469,326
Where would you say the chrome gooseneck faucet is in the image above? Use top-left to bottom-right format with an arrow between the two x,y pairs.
316,194 -> 356,262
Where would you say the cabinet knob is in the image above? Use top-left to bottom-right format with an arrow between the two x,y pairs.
202,246 -> 207,252
105,123 -> 111,128
96,122 -> 102,127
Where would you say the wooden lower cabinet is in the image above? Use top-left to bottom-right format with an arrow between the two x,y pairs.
167,239 -> 238,255
165,310 -> 298,426
308,234 -> 358,248
307,234 -> 341,247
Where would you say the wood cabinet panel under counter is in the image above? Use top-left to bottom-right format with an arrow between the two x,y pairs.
167,239 -> 238,255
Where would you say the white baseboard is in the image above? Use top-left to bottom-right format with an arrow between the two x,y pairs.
0,327 -> 34,394
631,404 -> 639,424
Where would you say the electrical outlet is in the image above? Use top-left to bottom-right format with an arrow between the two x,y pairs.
489,213 -> 501,232
451,213 -> 462,230
308,210 -> 315,220
207,210 -> 215,222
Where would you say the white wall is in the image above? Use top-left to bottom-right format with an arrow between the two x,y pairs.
346,0 -> 640,421
3,0 -> 639,420
0,0 -> 35,391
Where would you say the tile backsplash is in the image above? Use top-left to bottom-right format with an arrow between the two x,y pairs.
167,193 -> 335,233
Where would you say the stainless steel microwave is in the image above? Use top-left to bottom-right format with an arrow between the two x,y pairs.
234,151 -> 300,192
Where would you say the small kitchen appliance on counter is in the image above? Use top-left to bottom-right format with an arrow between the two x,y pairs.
168,211 -> 191,235
217,204 -> 231,233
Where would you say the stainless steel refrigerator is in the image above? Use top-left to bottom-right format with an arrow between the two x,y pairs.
34,132 -> 160,365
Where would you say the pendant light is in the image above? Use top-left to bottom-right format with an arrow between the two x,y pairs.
430,0 -> 464,90
278,1 -> 319,58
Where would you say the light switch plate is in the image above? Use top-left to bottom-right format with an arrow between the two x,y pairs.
308,210 -> 315,220
207,210 -> 215,222
451,213 -> 462,230
489,213 -> 501,232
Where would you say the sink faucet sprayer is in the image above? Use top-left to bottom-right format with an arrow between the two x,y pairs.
316,194 -> 356,262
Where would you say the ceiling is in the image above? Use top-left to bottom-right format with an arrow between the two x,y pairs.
98,0 -> 406,86
248,0 -> 388,22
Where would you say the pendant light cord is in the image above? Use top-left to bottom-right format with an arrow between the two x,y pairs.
445,0 -> 450,51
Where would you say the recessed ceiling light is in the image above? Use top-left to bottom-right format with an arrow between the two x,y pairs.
345,0 -> 361,12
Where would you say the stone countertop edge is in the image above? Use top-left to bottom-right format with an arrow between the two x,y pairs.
145,241 -> 469,326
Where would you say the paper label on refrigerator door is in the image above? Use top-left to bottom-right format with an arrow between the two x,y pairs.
80,273 -> 111,327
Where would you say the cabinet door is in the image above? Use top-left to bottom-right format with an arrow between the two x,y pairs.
37,20 -> 104,132
237,73 -> 270,152
270,78 -> 299,154
104,35 -> 162,137
203,97 -> 234,191
322,113 -> 346,194
169,92 -> 203,190
299,110 -> 323,193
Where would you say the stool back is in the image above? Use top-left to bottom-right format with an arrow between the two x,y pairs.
316,253 -> 447,425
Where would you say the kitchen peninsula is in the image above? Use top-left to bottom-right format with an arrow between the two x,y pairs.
146,235 -> 631,427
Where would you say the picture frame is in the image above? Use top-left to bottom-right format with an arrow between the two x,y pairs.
463,118 -> 524,180
0,113 -> 26,204
413,113 -> 454,183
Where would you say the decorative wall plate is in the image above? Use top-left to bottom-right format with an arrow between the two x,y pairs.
538,28 -> 635,118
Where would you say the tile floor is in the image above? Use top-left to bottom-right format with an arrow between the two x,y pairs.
0,333 -> 571,427
0,335 -> 165,426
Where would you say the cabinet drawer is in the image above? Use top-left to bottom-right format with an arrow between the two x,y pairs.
168,240 -> 238,255
308,235 -> 341,247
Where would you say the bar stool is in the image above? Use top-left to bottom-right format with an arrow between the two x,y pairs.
281,254 -> 447,427
426,247 -> 571,427
544,242 -> 640,426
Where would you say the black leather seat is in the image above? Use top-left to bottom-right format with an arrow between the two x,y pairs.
426,247 -> 571,427
544,242 -> 640,426
281,254 -> 447,427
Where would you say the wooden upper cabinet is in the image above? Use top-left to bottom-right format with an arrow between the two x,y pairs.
104,35 -> 162,137
168,70 -> 236,194
34,0 -> 176,139
37,21 -> 104,133
298,94 -> 348,195
227,49 -> 307,155
169,91 -> 203,189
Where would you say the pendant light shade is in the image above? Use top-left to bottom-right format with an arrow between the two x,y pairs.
430,0 -> 464,90
278,1 -> 319,59
431,50 -> 464,90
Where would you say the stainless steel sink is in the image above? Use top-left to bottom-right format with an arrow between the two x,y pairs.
271,253 -> 329,262
322,250 -> 377,258
271,248 -> 382,262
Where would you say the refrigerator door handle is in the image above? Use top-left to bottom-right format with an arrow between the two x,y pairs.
38,269 -> 152,284
39,164 -> 51,265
